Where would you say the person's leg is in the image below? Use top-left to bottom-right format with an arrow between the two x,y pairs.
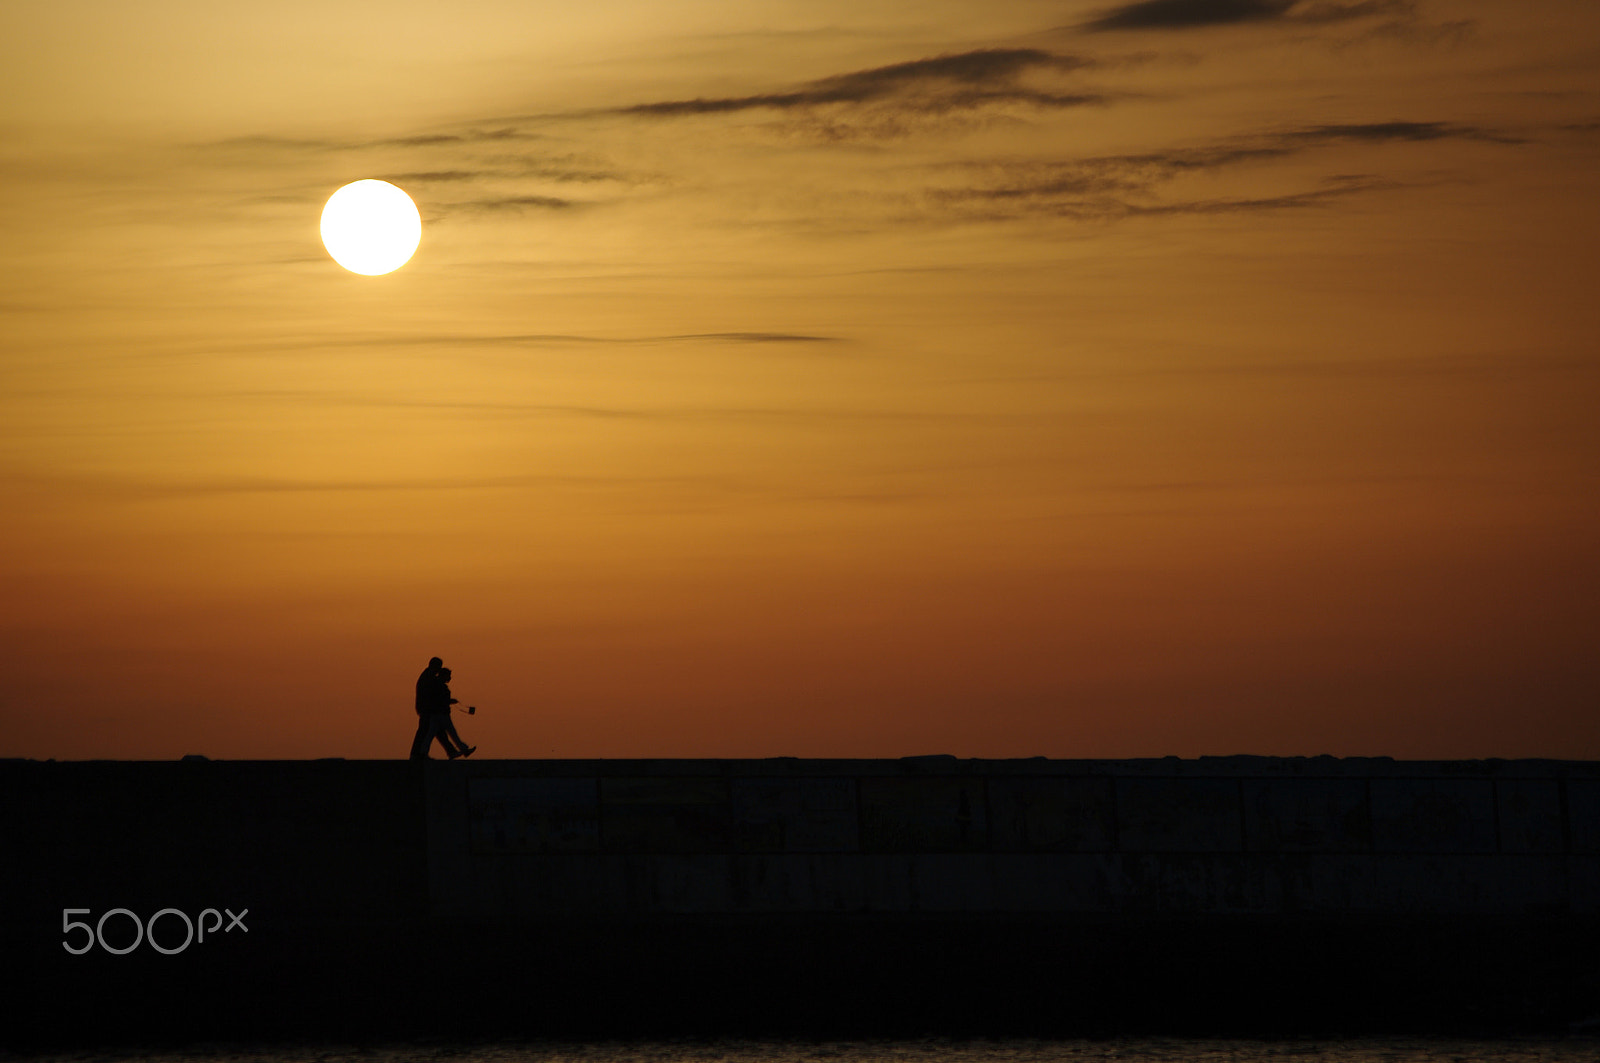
430,715 -> 461,758
440,716 -> 472,757
409,715 -> 434,760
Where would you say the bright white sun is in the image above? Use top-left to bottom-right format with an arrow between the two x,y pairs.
320,179 -> 422,276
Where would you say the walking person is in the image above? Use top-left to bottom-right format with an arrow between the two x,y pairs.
435,667 -> 475,759
409,656 -> 475,759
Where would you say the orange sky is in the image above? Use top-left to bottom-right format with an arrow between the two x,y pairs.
2,0 -> 1597,760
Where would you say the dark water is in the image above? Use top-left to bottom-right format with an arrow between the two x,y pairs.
13,1038 -> 1600,1063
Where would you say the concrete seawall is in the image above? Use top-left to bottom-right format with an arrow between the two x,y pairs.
6,756 -> 1600,1045
424,756 -> 1600,917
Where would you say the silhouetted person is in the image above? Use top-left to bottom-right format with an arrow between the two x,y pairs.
435,667 -> 475,758
409,656 -> 475,759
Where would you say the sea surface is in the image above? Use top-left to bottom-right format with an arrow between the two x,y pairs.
12,1038 -> 1600,1063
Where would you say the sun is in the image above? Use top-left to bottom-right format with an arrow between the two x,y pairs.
320,180 -> 422,276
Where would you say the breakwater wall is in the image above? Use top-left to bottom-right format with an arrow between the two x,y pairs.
427,755 -> 1600,917
6,756 -> 1600,1044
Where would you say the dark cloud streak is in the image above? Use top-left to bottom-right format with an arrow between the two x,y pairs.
1082,0 -> 1419,32
929,119 -> 1515,221
1285,121 -> 1523,144
939,176 -> 1386,222
5,470 -> 742,500
1085,0 -> 1296,31
281,331 -> 844,350
378,171 -> 481,183
617,48 -> 1102,118
451,195 -> 576,212
369,128 -> 534,148
675,332 -> 841,344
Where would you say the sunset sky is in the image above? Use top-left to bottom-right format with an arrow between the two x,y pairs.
2,0 -> 1597,760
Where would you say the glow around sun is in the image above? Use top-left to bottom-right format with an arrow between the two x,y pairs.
320,180 -> 422,275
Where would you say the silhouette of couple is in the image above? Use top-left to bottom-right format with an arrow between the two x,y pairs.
409,656 -> 476,760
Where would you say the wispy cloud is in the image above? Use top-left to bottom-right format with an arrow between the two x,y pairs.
1283,121 -> 1520,144
924,120 -> 1517,220
3,469 -> 744,500
371,128 -> 534,147
1122,175 -> 1389,215
200,128 -> 534,154
1081,0 -> 1413,32
376,170 -> 482,184
615,48 -> 1106,123
312,331 -> 843,349
450,194 -> 577,212
180,44 -> 1510,240
212,392 -> 969,425
673,332 -> 841,344
1085,0 -> 1296,31
934,174 -> 1387,221
194,131 -> 635,222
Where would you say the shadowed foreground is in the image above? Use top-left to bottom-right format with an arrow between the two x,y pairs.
4,756 -> 1599,1047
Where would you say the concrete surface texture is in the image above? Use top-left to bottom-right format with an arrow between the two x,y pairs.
423,756 -> 1600,918
6,756 -> 1598,921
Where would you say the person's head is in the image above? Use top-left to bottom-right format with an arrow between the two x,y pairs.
440,667 -> 452,682
428,656 -> 443,670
